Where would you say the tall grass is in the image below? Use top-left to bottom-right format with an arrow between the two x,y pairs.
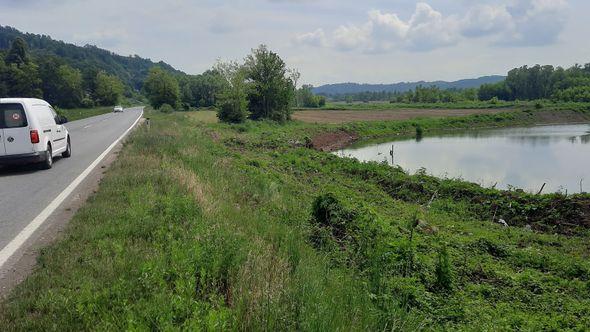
0,111 -> 408,330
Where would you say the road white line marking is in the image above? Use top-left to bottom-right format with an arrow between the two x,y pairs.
0,109 -> 144,269
83,124 -> 92,129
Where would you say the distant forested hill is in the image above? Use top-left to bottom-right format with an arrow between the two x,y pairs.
312,76 -> 505,95
0,26 -> 183,90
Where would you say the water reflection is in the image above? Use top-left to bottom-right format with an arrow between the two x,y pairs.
337,124 -> 590,193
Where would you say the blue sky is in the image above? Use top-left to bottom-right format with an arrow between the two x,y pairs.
0,0 -> 588,85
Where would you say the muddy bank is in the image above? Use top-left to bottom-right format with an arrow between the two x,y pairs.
311,130 -> 359,152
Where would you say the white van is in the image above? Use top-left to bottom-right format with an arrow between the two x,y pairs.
0,98 -> 71,169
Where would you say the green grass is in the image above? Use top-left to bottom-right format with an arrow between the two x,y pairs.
1,108 -> 589,330
57,106 -> 114,121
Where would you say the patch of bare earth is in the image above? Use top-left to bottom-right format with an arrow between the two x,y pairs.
293,108 -> 515,124
311,130 -> 359,152
531,110 -> 590,124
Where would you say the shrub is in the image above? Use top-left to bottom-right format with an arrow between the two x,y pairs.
434,246 -> 453,292
81,97 -> 95,108
218,100 -> 248,123
215,61 -> 249,124
309,193 -> 387,270
159,103 -> 175,113
415,125 -> 424,138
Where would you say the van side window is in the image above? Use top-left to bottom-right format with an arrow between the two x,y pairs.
49,107 -> 60,124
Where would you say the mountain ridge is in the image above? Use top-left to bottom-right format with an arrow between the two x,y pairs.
312,75 -> 506,95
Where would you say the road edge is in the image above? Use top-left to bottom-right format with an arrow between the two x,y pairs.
0,108 -> 144,298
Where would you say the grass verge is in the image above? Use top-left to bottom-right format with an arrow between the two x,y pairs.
1,108 -> 589,330
57,106 -> 114,122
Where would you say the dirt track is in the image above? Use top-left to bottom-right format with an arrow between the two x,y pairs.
293,108 -> 515,124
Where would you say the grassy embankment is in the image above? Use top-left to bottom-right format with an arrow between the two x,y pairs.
57,106 -> 114,122
1,107 -> 590,330
304,100 -> 590,111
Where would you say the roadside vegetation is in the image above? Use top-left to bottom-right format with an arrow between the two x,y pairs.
57,106 -> 116,122
2,107 -> 589,330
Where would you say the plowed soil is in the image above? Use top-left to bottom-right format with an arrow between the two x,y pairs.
293,108 -> 515,124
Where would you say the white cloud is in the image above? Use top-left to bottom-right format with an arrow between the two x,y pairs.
503,0 -> 568,46
297,0 -> 569,53
368,9 -> 409,39
405,3 -> 459,51
461,5 -> 513,37
333,24 -> 372,51
298,3 -> 460,53
293,28 -> 327,47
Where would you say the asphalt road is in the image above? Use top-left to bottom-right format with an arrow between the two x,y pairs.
0,107 -> 143,254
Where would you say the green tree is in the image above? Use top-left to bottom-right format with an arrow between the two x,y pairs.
478,81 -> 511,101
1,63 -> 42,98
55,65 -> 84,108
245,45 -> 295,122
5,37 -> 28,65
39,59 -> 84,108
0,51 -> 7,97
1,38 -> 42,98
94,71 -> 124,106
179,70 -> 227,108
215,61 -> 249,123
296,85 -> 317,107
143,67 -> 180,109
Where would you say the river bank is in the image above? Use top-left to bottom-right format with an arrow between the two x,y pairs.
310,108 -> 590,151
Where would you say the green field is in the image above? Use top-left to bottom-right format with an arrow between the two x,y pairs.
299,100 -> 590,113
1,109 -> 590,330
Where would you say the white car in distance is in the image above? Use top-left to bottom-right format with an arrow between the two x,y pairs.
113,105 -> 124,113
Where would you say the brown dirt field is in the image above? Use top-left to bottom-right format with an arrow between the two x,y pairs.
293,108 -> 516,124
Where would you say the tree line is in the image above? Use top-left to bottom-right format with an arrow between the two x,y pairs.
0,25 -> 182,91
322,63 -> 590,104
143,45 -> 299,123
479,64 -> 590,102
0,37 -> 124,108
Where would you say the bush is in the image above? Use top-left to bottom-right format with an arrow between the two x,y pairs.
310,193 -> 387,270
218,100 -> 248,123
434,246 -> 453,292
159,103 -> 175,113
415,125 -> 424,138
81,97 -> 95,108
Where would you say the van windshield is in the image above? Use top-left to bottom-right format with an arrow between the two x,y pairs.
0,103 -> 28,129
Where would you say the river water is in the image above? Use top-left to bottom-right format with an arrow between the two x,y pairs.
336,124 -> 590,193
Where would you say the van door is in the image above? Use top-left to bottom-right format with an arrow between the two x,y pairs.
0,128 -> 5,156
48,106 -> 67,151
1,103 -> 31,156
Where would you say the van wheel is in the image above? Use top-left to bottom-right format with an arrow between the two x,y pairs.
40,144 -> 53,170
62,137 -> 72,158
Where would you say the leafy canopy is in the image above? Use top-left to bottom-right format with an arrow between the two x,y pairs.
245,45 -> 295,122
